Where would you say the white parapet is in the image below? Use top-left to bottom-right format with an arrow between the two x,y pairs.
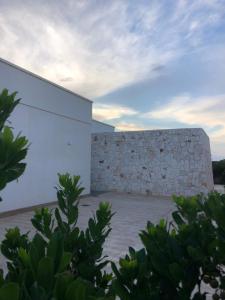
92,119 -> 115,133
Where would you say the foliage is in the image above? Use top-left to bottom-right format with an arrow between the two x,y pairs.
0,89 -> 28,196
112,192 -> 225,300
31,173 -> 114,298
0,173 -> 114,300
0,89 -> 20,131
1,227 -> 106,300
213,160 -> 225,184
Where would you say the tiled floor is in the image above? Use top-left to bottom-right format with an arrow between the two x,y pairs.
0,192 -> 217,298
0,192 -> 174,270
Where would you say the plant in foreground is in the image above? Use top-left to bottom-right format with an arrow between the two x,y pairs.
1,173 -> 114,300
112,192 -> 225,300
0,89 -> 28,198
0,88 -> 28,299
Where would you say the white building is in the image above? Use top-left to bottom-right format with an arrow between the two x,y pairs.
0,58 -> 113,213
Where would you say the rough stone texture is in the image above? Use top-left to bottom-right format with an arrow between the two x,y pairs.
91,128 -> 214,196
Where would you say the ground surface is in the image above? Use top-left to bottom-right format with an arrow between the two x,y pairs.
0,192 -> 174,270
0,191 -> 219,298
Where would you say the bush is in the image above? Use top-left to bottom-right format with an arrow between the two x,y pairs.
31,173 -> 114,298
0,89 -> 28,198
1,173 -> 114,300
0,89 -> 28,299
213,160 -> 225,185
112,192 -> 225,300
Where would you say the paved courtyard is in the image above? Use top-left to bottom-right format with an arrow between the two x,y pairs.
0,191 -> 219,298
0,192 -> 174,270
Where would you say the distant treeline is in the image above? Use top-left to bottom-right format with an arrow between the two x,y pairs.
212,159 -> 225,184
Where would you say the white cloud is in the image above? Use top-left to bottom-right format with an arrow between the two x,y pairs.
0,1 -> 164,98
92,104 -> 138,121
0,0 -> 224,98
144,94 -> 225,159
115,122 -> 147,132
144,94 -> 225,128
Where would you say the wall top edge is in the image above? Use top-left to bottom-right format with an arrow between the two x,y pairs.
0,57 -> 93,104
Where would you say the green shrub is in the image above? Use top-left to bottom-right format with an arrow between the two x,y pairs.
213,160 -> 225,184
0,89 -> 28,196
112,192 -> 225,300
1,173 -> 114,300
31,173 -> 114,298
0,88 -> 29,300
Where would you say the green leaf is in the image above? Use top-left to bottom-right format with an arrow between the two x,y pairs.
54,274 -> 74,300
0,92 -> 29,195
47,232 -> 64,272
37,257 -> 54,291
65,279 -> 87,300
30,234 -> 47,276
59,252 -> 72,272
169,262 -> 183,282
29,283 -> 48,300
18,247 -> 30,267
172,211 -> 185,226
0,283 -> 19,300
68,206 -> 78,225
112,280 -> 130,300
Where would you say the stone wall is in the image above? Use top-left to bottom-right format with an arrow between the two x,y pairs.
91,128 -> 214,197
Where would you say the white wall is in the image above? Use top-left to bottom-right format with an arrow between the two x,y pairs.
0,58 -> 92,213
92,119 -> 115,133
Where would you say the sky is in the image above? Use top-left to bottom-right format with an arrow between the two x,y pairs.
0,0 -> 225,160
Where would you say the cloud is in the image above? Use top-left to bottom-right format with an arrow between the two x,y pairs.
92,104 -> 138,121
0,0 -> 224,98
115,122 -> 147,132
144,94 -> 225,158
144,94 -> 225,129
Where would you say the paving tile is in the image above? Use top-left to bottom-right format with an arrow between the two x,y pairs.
0,192 -> 174,270
1,192 -> 214,298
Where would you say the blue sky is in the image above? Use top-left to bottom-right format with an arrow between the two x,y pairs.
0,0 -> 225,159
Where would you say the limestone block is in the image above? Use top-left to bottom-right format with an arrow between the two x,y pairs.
91,129 -> 214,197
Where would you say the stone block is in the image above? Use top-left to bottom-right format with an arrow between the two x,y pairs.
91,129 -> 214,197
